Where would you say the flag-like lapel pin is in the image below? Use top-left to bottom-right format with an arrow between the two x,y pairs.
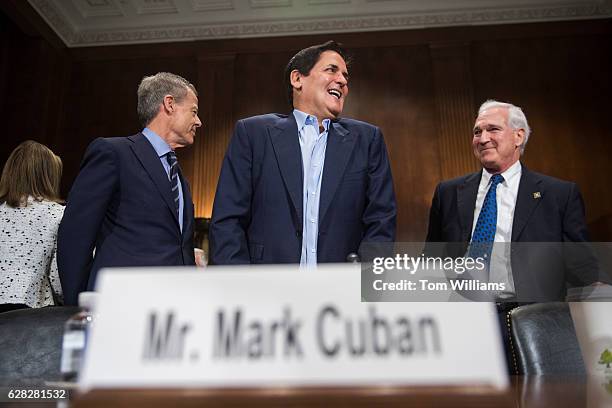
533,192 -> 541,199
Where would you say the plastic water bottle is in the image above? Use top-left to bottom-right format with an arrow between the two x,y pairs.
60,292 -> 97,382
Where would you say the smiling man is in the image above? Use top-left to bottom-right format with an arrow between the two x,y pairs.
58,72 -> 202,305
425,99 -> 601,301
210,41 -> 396,265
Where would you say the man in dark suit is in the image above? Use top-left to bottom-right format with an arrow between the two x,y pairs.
210,41 -> 396,265
58,72 -> 202,305
426,100 -> 602,302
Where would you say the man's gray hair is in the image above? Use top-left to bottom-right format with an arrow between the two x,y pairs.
137,72 -> 197,127
478,99 -> 531,154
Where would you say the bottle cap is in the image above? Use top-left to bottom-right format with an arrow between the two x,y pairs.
78,291 -> 98,311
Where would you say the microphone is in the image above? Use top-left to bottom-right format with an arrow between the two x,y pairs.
346,253 -> 360,263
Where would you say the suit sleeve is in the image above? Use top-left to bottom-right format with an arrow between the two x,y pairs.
209,120 -> 253,264
361,127 -> 397,244
57,138 -> 118,305
562,183 -> 612,285
562,182 -> 589,242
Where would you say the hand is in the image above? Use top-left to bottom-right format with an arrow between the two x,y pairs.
194,248 -> 207,267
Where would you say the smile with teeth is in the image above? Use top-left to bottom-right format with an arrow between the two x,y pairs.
328,89 -> 342,99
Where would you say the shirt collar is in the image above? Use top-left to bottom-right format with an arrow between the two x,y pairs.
482,160 -> 522,186
292,109 -> 331,133
142,127 -> 173,158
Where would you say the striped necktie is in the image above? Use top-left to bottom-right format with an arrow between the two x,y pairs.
166,151 -> 180,218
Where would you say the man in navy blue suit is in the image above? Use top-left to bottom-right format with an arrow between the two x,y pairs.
210,41 -> 396,266
58,72 -> 202,305
426,100 -> 603,301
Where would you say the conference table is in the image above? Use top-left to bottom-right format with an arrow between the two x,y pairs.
67,376 -> 610,407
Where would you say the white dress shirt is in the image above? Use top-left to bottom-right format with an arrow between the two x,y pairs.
471,160 -> 522,297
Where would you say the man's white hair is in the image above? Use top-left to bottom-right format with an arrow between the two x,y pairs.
478,99 -> 531,154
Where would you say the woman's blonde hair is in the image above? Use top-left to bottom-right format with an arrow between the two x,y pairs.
0,140 -> 63,207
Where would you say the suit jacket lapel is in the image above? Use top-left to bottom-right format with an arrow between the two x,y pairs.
512,166 -> 542,241
269,115 -> 303,223
129,133 -> 180,228
319,121 -> 355,223
457,171 -> 481,241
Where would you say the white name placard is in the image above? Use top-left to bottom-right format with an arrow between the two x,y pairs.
80,264 -> 508,389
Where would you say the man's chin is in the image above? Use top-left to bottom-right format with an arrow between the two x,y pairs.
178,137 -> 194,148
479,156 -> 498,169
478,152 -> 496,164
328,108 -> 342,119
481,160 -> 502,173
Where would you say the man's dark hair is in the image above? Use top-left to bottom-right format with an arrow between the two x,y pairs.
283,40 -> 351,107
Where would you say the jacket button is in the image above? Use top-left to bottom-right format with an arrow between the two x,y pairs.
296,231 -> 302,238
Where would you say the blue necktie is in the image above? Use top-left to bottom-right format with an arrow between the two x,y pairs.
166,151 -> 180,218
469,173 -> 504,262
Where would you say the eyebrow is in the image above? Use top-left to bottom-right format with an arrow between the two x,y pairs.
327,64 -> 350,79
473,124 -> 502,131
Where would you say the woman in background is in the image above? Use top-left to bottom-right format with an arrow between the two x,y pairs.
0,140 -> 64,312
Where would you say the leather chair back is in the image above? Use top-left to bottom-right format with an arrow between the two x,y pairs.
0,306 -> 80,385
509,302 -> 586,375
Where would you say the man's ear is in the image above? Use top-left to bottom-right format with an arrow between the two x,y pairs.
162,94 -> 175,113
290,70 -> 302,91
515,128 -> 526,148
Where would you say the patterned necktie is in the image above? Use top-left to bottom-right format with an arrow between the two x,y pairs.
469,173 -> 504,262
166,151 -> 180,218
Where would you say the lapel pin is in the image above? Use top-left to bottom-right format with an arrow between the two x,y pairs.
533,192 -> 541,199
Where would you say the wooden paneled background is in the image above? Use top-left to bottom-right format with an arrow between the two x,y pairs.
1,5 -> 611,241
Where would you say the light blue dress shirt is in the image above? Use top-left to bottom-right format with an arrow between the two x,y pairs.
142,127 -> 184,232
293,110 -> 330,267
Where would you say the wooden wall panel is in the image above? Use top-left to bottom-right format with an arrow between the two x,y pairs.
191,55 -> 236,218
471,34 -> 612,226
231,51 -> 291,121
430,43 -> 479,181
0,22 -> 67,165
0,3 -> 68,172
